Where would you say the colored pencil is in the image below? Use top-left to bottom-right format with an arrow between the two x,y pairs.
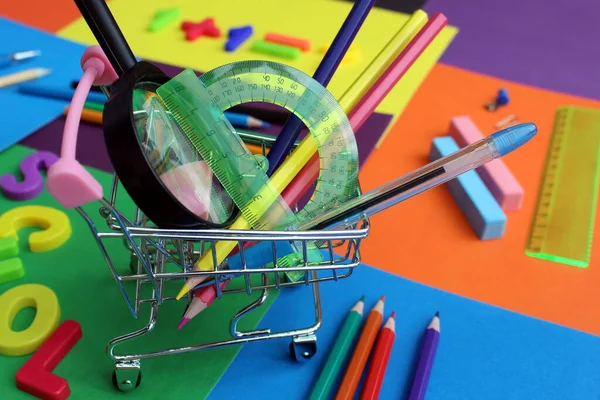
359,312 -> 396,400
64,106 -> 102,124
281,13 -> 448,210
265,0 -> 377,175
18,81 -> 107,104
309,296 -> 365,400
84,100 -> 105,112
224,111 -> 270,128
0,68 -> 51,88
335,296 -> 384,400
407,312 -> 440,400
177,280 -> 229,329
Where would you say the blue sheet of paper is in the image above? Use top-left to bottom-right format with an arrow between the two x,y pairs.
0,17 -> 89,152
212,264 -> 600,399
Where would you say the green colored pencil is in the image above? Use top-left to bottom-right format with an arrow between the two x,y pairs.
309,295 -> 365,400
84,100 -> 104,112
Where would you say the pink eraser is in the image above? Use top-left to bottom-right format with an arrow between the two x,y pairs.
449,116 -> 524,211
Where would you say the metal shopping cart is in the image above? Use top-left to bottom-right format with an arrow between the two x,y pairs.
75,132 -> 370,392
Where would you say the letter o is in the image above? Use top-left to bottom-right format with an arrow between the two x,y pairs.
0,284 -> 60,356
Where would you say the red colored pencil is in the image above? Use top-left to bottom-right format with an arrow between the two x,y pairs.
281,13 -> 448,208
359,312 -> 396,400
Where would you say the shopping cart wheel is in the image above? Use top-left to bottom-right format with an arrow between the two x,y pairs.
112,360 -> 142,392
290,334 -> 317,362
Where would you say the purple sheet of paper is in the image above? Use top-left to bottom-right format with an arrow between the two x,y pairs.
18,112 -> 390,175
423,0 -> 600,100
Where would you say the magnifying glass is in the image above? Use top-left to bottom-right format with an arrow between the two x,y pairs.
48,0 -> 238,229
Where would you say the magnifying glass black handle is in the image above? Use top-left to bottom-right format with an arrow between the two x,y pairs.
74,0 -> 136,77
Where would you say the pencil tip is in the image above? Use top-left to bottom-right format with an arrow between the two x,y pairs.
175,284 -> 190,300
359,295 -> 365,302
379,295 -> 385,302
177,318 -> 190,330
435,311 -> 439,318
390,311 -> 396,319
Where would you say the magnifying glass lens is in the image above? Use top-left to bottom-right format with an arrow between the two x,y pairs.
131,82 -> 234,224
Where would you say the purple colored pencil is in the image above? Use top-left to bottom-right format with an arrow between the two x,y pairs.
407,312 -> 441,400
265,0 -> 377,175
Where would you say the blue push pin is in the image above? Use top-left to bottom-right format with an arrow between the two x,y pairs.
485,88 -> 510,111
495,88 -> 509,106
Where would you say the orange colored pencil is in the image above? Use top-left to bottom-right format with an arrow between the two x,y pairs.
64,106 -> 103,125
335,296 -> 385,400
359,312 -> 396,400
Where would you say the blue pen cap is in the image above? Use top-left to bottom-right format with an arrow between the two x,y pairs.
490,123 -> 537,156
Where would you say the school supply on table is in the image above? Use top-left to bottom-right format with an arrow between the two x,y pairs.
0,150 -> 58,200
430,136 -> 506,240
147,8 -> 181,32
360,311 -> 396,400
64,105 -> 102,124
18,81 -> 107,103
57,0 -> 458,150
181,18 -> 220,41
525,105 -> 600,267
226,25 -> 253,52
223,111 -> 270,128
335,296 -> 385,399
449,116 -> 523,211
265,0 -> 376,176
309,296 -> 365,400
15,320 -> 82,400
283,12 -> 447,209
0,237 -> 22,284
265,32 -> 311,51
0,67 -> 50,88
0,50 -> 40,68
251,40 -> 301,59
407,312 -> 440,400
299,124 -> 535,232
82,100 -> 104,111
70,80 -> 104,92
155,63 -> 361,297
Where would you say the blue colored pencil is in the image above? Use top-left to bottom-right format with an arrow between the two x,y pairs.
264,0 -> 377,176
18,82 -> 107,104
407,312 -> 441,400
224,111 -> 270,128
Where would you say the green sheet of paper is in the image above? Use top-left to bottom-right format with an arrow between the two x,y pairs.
0,145 -> 278,399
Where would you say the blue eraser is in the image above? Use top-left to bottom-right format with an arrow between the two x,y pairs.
226,25 -> 253,52
228,25 -> 253,37
225,240 -> 294,270
429,136 -> 507,240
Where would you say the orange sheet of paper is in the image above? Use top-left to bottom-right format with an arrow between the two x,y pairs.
0,0 -> 83,32
355,63 -> 600,337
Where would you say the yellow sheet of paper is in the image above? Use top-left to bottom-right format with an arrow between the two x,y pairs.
58,0 -> 457,147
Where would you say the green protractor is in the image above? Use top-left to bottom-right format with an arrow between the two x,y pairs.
156,61 -> 360,280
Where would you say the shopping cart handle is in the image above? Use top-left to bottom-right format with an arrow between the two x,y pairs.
47,45 -> 117,209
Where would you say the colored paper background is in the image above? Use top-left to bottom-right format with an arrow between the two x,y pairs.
0,17 -> 88,152
56,0 -> 457,146
356,63 -> 600,337
422,0 -> 600,101
0,145 -> 278,399
213,265 -> 600,399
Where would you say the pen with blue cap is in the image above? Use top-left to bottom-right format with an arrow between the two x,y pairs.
300,123 -> 538,231
0,50 -> 41,69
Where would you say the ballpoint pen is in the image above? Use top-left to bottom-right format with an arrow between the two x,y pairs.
0,50 -> 41,68
299,123 -> 538,231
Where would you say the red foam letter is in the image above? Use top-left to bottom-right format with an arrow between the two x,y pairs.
15,320 -> 82,400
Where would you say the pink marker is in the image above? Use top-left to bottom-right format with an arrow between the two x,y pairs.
449,116 -> 524,211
